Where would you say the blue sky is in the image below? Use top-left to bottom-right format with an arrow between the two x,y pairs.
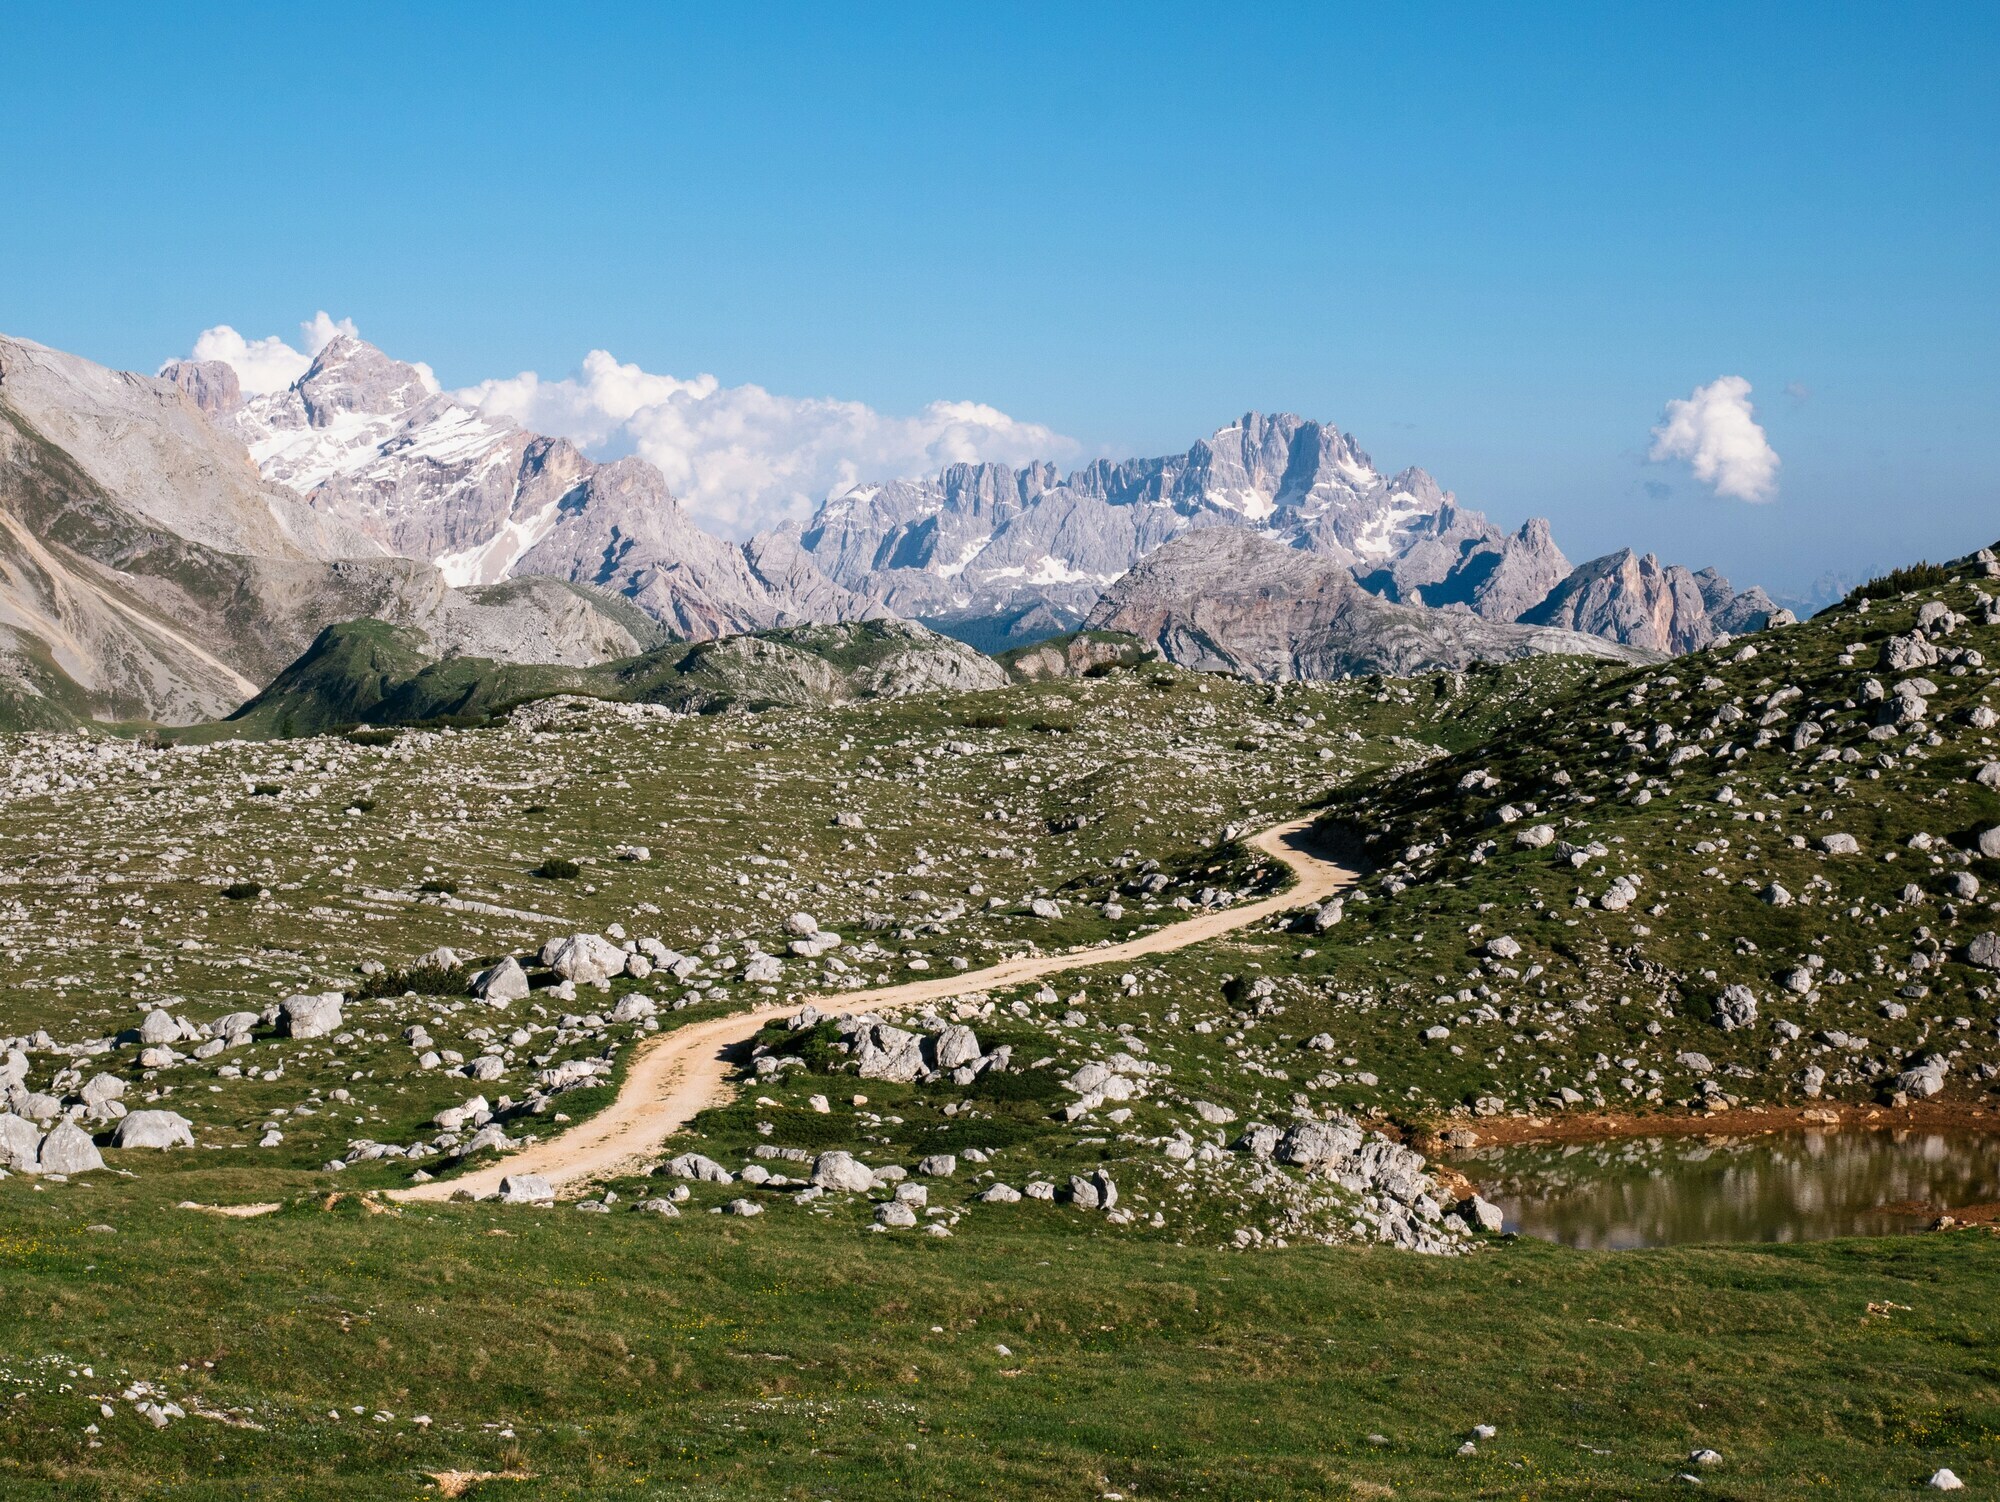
5,3 -> 1995,596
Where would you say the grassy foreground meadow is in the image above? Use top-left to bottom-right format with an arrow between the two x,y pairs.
0,1172 -> 1996,1500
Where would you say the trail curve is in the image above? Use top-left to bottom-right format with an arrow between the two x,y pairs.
398,816 -> 1355,1202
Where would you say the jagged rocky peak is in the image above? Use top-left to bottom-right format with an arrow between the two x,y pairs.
1470,516 -> 1575,621
1517,549 -> 1793,655
1355,498 -> 1570,621
779,407 -> 1784,658
785,411 -> 1493,646
1158,410 -> 1375,519
292,333 -> 438,426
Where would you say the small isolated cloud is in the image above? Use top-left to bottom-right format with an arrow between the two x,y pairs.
1784,380 -> 1811,403
1647,375 -> 1780,503
173,311 -> 358,395
456,352 -> 1076,537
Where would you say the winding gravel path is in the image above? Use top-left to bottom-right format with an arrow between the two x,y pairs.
399,816 -> 1355,1201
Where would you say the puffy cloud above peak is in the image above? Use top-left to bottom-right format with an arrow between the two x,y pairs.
175,312 -> 356,395
455,351 -> 719,449
300,311 -> 356,355
1648,375 -> 1780,503
453,350 -> 1075,537
172,313 -> 439,397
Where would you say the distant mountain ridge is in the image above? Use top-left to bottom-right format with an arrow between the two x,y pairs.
0,323 -> 1817,732
1084,529 -> 1662,682
169,334 -> 1787,663
783,411 -> 1786,654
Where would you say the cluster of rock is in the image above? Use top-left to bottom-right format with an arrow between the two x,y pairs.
626,1139 -> 1125,1234
782,1010 -> 1013,1086
1233,1115 -> 1482,1253
0,995 -> 314,1174
1060,1051 -> 1166,1121
0,910 -> 738,1183
464,926 -> 763,1014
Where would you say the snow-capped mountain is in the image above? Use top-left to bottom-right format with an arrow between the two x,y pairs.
784,413 -> 1577,648
0,334 -> 657,726
165,336 -> 875,641
783,411 -> 1789,654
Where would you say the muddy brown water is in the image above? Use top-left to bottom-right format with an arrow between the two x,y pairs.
1455,1129 -> 2000,1248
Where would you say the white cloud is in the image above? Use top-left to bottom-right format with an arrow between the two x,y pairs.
174,317 -> 1072,535
454,351 -> 1075,537
1648,375 -> 1780,503
173,311 -> 359,396
457,351 -> 718,448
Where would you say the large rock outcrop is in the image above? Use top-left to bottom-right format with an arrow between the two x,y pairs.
1522,550 -> 1791,655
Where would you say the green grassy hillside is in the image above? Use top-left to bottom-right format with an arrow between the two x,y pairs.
1087,546 -> 2000,1131
217,618 -> 1027,739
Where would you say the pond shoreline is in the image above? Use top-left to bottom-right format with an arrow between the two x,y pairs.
1430,1108 -> 2000,1247
1414,1098 -> 2000,1153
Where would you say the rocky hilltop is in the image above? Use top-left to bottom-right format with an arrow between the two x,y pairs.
226,617 -> 1006,737
1084,530 -> 1660,680
170,336 -> 877,641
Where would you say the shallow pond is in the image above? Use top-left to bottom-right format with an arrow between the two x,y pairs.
1458,1130 -> 2000,1248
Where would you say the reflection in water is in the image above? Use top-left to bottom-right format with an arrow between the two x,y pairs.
1459,1131 -> 2000,1249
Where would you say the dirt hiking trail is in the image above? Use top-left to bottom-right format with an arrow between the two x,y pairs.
399,816 -> 1355,1201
